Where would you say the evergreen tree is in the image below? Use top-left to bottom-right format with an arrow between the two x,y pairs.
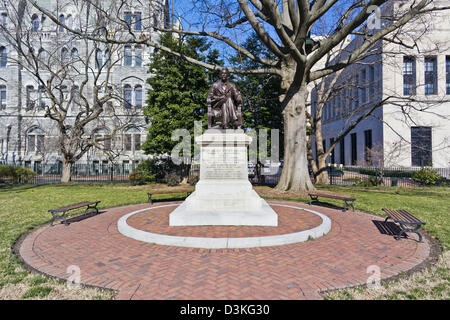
142,33 -> 220,169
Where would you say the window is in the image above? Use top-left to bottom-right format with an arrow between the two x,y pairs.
364,129 -> 372,165
59,86 -> 68,102
26,85 -> 35,110
322,139 -> 326,155
340,138 -> 345,165
71,85 -> 80,109
71,48 -> 78,62
124,134 -> 132,151
37,85 -> 46,108
59,14 -> 65,32
0,85 -> 6,110
424,56 -> 437,95
369,65 -> 375,98
123,85 -> 132,108
360,69 -> 367,103
31,14 -> 39,31
124,12 -> 132,27
0,46 -> 7,67
94,129 -> 111,151
27,128 -> 44,152
67,14 -> 73,29
135,12 -> 142,30
124,45 -> 132,66
403,56 -> 416,95
134,134 -> 141,151
351,133 -> 357,165
95,49 -> 102,69
135,85 -> 142,107
330,138 -> 335,164
61,47 -> 69,64
353,77 -> 358,110
411,127 -> 432,166
104,49 -> 110,67
135,46 -> 142,67
1,12 -> 7,27
446,56 -> 450,95
38,48 -> 46,67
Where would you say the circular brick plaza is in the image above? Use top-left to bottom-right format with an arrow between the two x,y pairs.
18,201 -> 430,300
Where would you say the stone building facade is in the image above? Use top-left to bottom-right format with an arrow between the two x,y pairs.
311,0 -> 450,168
0,0 -> 170,174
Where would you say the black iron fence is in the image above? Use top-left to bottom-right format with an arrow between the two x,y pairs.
326,165 -> 449,187
2,161 -> 449,187
248,165 -> 449,187
0,162 -> 139,183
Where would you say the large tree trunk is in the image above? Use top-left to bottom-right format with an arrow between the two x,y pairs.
61,159 -> 73,183
275,82 -> 315,192
315,156 -> 329,184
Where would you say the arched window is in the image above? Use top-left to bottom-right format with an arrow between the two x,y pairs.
60,85 -> 68,102
135,46 -> 142,67
95,49 -> 103,69
26,85 -> 35,110
31,14 -> 39,31
61,47 -> 69,64
59,14 -> 65,32
124,45 -> 132,66
0,46 -> 7,67
123,84 -> 132,108
123,127 -> 141,152
104,49 -> 110,67
27,127 -> 45,152
135,85 -> 142,108
67,14 -> 73,29
0,85 -> 6,110
71,48 -> 78,63
38,48 -> 46,67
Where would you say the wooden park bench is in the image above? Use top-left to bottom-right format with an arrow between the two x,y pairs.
147,190 -> 193,205
48,201 -> 100,226
308,191 -> 357,212
382,208 -> 426,242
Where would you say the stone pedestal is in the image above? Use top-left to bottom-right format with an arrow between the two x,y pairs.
169,129 -> 278,226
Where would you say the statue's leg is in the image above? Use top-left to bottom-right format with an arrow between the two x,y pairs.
235,106 -> 243,128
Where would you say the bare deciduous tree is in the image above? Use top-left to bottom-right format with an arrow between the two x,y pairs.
1,0 -> 143,181
28,0 -> 450,190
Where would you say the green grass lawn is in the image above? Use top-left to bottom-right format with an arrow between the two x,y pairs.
262,185 -> 450,251
0,182 -> 183,299
0,183 -> 448,299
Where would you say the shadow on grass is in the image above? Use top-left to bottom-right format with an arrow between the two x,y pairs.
0,183 -> 46,193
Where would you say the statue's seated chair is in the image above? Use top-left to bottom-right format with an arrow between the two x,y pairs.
208,106 -> 243,129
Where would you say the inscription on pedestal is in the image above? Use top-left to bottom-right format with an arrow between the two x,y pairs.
201,145 -> 247,180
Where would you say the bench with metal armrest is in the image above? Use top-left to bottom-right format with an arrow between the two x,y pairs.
48,201 -> 100,226
308,191 -> 357,212
382,208 -> 426,242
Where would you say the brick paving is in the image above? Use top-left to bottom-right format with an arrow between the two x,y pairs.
19,201 -> 430,300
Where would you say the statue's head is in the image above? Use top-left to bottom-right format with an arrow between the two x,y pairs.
220,67 -> 229,82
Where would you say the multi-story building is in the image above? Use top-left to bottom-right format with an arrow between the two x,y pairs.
312,0 -> 450,168
0,0 -> 170,174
